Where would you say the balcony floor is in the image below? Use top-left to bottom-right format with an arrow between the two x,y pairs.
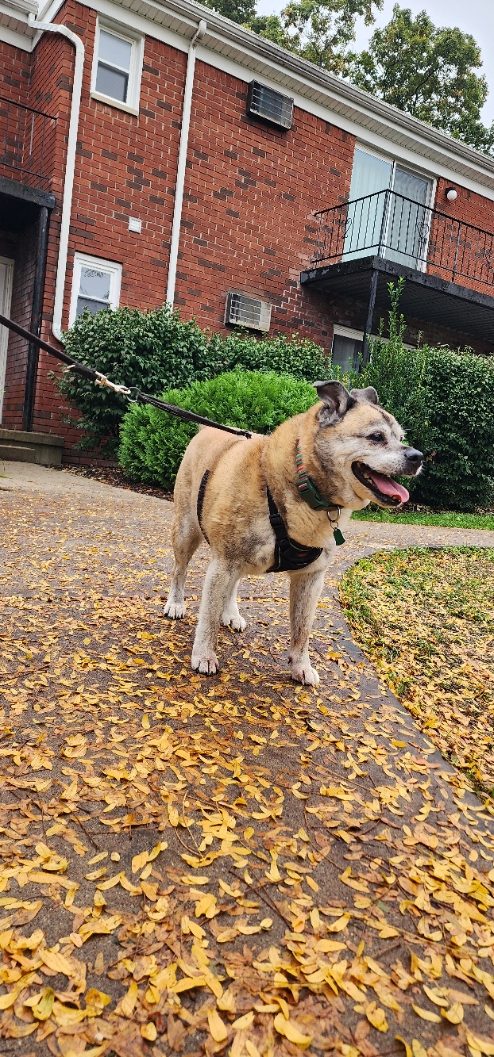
300,255 -> 494,344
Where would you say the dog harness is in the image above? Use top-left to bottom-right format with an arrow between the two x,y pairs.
197,469 -> 331,573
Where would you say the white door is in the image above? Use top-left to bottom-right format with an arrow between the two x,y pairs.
343,148 -> 433,269
0,257 -> 14,422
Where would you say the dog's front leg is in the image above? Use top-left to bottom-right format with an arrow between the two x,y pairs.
192,559 -> 239,675
288,567 -> 326,686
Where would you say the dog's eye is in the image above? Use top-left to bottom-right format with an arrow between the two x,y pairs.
369,432 -> 386,443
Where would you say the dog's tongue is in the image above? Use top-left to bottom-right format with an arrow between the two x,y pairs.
368,470 -> 409,504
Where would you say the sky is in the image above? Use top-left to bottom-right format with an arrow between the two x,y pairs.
256,0 -> 494,125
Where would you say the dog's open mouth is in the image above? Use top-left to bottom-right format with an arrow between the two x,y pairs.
352,461 -> 410,506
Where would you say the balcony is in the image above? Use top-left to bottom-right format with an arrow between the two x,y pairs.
301,189 -> 494,347
0,95 -> 56,194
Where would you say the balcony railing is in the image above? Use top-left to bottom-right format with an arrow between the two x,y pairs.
311,189 -> 494,292
0,96 -> 57,190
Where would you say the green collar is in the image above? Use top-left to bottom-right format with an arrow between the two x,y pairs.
295,440 -> 345,545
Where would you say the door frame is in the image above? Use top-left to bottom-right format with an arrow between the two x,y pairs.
0,255 -> 14,422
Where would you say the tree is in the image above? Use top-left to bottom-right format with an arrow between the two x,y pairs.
200,0 -> 257,24
249,1 -> 383,76
349,5 -> 494,154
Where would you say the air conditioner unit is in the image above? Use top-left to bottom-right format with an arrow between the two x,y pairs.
247,81 -> 293,130
225,292 -> 272,332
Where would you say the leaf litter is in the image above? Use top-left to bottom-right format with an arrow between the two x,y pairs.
0,485 -> 494,1056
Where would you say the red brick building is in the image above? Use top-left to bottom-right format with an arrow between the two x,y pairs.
1,0 -> 494,461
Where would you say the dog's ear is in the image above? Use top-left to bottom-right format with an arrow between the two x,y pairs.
313,380 -> 355,427
350,386 -> 379,405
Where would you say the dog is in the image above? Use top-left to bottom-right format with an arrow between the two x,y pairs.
164,380 -> 423,686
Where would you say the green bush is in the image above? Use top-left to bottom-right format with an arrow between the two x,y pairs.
57,305 -> 327,453
359,282 -> 494,511
118,370 -> 317,490
57,305 -> 206,451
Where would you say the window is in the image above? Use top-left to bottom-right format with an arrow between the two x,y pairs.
246,83 -> 293,130
91,21 -> 143,112
70,254 -> 122,325
331,327 -> 363,372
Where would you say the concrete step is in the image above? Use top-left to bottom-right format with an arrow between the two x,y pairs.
0,428 -> 64,466
0,444 -> 38,463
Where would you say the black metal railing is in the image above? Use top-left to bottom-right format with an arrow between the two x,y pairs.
0,96 -> 57,189
311,189 -> 494,291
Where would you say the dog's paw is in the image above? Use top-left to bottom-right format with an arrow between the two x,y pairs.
164,600 -> 186,619
290,661 -> 320,687
221,610 -> 247,632
191,649 -> 219,675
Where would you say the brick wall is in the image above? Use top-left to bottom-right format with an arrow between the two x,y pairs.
0,226 -> 35,428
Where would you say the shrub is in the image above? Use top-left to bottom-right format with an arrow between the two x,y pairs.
118,370 -> 317,490
57,305 -> 207,452
359,282 -> 494,511
57,306 -> 327,453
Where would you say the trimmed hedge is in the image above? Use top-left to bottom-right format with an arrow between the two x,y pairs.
118,370 -> 317,490
58,304 -> 327,452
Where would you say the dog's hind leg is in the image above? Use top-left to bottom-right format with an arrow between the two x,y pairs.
221,579 -> 246,632
192,560 -> 239,674
288,567 -> 326,686
164,515 -> 202,620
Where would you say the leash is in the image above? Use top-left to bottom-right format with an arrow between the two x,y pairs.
0,311 -> 252,439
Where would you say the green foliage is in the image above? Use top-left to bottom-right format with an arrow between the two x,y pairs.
58,305 -> 206,451
200,0 -> 257,24
118,370 -> 317,490
248,1 -> 382,74
358,282 -> 494,511
349,4 -> 494,155
57,306 -> 327,453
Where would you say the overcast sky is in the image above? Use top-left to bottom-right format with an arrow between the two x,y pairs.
256,0 -> 494,124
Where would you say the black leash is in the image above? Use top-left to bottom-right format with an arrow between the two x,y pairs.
0,311 -> 252,439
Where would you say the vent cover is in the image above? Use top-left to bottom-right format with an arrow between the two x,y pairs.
225,292 -> 272,332
247,81 -> 293,130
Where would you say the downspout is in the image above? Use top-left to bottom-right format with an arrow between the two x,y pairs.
28,15 -> 85,343
166,19 -> 207,307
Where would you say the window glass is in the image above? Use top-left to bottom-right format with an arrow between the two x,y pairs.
72,258 -> 121,323
332,335 -> 362,372
96,29 -> 132,103
99,30 -> 132,69
79,266 -> 111,302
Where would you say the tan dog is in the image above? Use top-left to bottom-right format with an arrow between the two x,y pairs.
164,381 -> 423,685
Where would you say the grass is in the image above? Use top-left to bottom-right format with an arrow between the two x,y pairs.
352,507 -> 494,530
339,547 -> 494,801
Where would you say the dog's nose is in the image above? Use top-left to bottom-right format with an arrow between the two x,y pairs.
404,447 -> 423,467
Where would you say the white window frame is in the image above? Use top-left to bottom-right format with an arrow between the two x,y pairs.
91,19 -> 144,116
332,324 -> 416,363
69,253 -> 122,326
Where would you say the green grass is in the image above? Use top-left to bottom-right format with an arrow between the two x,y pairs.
352,507 -> 494,530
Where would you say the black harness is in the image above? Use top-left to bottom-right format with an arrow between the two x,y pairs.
197,470 -> 323,573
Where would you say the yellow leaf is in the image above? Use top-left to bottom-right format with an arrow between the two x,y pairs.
412,1003 -> 441,1023
423,985 -> 449,1007
365,1002 -> 388,1032
328,913 -> 350,933
274,1012 -> 313,1048
232,1011 -> 254,1030
131,850 -> 149,874
141,1023 -> 157,1041
115,976 -> 138,1018
41,949 -> 75,977
30,987 -> 55,1021
466,1029 -> 494,1055
442,1002 -> 464,1024
411,1042 -> 428,1057
207,1008 -> 228,1043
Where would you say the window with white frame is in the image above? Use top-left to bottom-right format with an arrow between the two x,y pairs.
331,327 -> 363,372
70,254 -> 122,325
92,22 -> 143,111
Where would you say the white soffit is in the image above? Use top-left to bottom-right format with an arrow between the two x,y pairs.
26,0 -> 494,199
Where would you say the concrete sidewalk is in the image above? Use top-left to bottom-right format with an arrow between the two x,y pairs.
1,461 -> 493,1057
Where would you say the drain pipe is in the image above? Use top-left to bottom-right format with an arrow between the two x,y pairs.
166,19 -> 207,307
28,15 -> 85,343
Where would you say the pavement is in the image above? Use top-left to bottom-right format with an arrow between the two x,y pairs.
1,460 -> 494,1057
